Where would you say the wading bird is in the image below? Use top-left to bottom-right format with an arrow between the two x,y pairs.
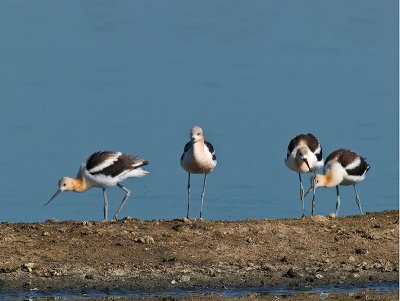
285,133 -> 324,217
45,151 -> 149,220
308,148 -> 369,216
181,126 -> 217,219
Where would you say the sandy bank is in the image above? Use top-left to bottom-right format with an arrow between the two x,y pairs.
0,210 -> 398,293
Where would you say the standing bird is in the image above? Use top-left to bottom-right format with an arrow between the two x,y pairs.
180,126 -> 217,219
285,133 -> 324,217
45,151 -> 149,220
309,148 -> 369,216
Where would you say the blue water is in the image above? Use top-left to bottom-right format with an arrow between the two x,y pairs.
0,1 -> 398,222
1,283 -> 398,300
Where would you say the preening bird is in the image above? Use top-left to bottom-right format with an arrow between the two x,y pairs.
285,133 -> 324,216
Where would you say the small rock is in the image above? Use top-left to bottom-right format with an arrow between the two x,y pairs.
0,266 -> 17,273
360,262 -> 369,270
368,233 -> 380,240
320,292 -> 329,300
208,268 -> 217,277
348,256 -> 356,263
179,275 -> 191,282
183,218 -> 191,224
280,256 -> 289,263
85,274 -> 94,279
382,264 -> 393,272
315,273 -> 324,279
171,279 -> 176,284
111,269 -> 127,276
134,236 -> 155,244
286,267 -> 298,278
261,264 -> 275,271
22,263 -> 35,273
352,273 -> 360,278
172,224 -> 182,230
46,218 -> 59,223
327,213 -> 336,219
310,215 -> 328,222
355,248 -> 368,255
246,237 -> 252,243
42,231 -> 50,236
23,281 -> 32,288
50,269 -> 63,277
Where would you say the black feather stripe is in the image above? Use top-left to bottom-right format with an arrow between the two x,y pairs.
315,151 -> 323,162
287,133 -> 321,158
205,141 -> 217,161
347,157 -> 370,176
181,142 -> 192,161
304,133 -> 321,154
86,151 -> 117,171
88,152 -> 147,178
183,141 -> 192,153
326,149 -> 370,177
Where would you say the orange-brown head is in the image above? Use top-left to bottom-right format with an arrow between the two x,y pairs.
44,177 -> 86,206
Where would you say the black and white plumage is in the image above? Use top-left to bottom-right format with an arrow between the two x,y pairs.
45,151 -> 149,220
180,126 -> 217,219
311,148 -> 370,216
285,133 -> 324,217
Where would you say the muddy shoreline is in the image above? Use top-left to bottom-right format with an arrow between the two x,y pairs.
0,210 -> 398,295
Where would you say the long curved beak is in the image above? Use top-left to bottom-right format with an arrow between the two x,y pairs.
44,189 -> 61,206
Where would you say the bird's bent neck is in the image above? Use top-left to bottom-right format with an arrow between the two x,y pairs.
319,171 -> 342,188
71,178 -> 88,192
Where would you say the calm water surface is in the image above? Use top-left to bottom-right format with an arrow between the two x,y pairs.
0,1 -> 398,222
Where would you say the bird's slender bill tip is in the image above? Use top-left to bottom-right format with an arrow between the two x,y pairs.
303,158 -> 312,173
304,186 -> 313,197
44,189 -> 61,206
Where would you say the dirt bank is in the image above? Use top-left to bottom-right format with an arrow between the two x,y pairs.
0,210 -> 398,293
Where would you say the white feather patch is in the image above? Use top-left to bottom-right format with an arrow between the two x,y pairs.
345,157 -> 361,171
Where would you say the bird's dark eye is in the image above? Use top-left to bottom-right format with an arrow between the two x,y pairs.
63,183 -> 66,186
